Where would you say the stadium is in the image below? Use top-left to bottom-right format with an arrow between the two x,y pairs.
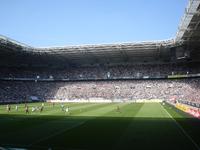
0,0 -> 200,149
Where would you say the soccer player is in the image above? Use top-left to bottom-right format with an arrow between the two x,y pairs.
6,104 -> 11,112
61,103 -> 64,111
116,105 -> 121,113
15,105 -> 18,111
65,107 -> 71,115
25,105 -> 29,114
52,102 -> 55,107
65,107 -> 69,113
65,107 -> 68,112
40,106 -> 44,113
32,107 -> 36,112
36,106 -> 39,111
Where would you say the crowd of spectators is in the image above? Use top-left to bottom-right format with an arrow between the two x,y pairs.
0,62 -> 200,104
0,63 -> 200,80
0,78 -> 200,103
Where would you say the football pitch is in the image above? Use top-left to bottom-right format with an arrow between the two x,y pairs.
0,102 -> 200,150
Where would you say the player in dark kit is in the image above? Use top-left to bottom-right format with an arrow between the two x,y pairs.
40,106 -> 44,113
25,106 -> 29,114
52,102 -> 55,107
6,104 -> 11,112
116,105 -> 121,113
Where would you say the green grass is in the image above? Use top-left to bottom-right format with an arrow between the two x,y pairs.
0,102 -> 199,150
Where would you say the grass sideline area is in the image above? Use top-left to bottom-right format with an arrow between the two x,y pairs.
0,102 -> 200,150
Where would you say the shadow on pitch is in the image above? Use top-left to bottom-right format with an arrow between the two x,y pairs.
0,114 -> 200,150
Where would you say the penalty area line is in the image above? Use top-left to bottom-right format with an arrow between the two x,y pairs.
28,120 -> 87,147
161,104 -> 200,150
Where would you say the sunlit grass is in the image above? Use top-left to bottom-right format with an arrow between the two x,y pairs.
0,102 -> 199,150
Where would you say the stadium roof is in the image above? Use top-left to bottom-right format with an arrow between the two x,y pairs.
0,0 -> 200,67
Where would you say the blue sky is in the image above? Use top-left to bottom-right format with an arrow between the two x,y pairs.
0,0 -> 187,47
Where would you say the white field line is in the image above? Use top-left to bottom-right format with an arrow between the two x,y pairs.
161,104 -> 200,150
28,120 -> 86,147
28,103 -> 121,146
28,104 -> 100,146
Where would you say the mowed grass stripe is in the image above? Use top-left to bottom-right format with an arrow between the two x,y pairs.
76,103 -> 128,117
163,103 -> 200,150
37,103 -> 143,149
115,103 -> 158,149
28,103 -> 122,148
41,103 -> 114,116
0,103 -> 112,146
65,103 -> 115,115
0,103 -> 94,132
0,103 -> 119,147
0,103 -> 110,129
0,102 -> 90,115
161,104 -> 200,150
42,103 -> 100,116
135,103 -> 169,118
103,103 -> 143,118
30,103 -> 122,147
113,103 -> 199,150
1,102 -> 200,150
